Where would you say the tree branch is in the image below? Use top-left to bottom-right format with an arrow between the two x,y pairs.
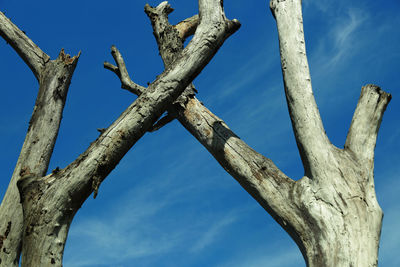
345,84 -> 391,168
176,98 -> 296,212
140,0 -> 298,239
103,45 -> 146,95
17,1 -> 240,265
0,16 -> 80,265
174,15 -> 199,39
270,0 -> 331,178
144,2 -> 186,68
104,45 -> 175,132
148,112 -> 175,132
0,11 -> 50,81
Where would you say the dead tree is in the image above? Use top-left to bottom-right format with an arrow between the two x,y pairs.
0,1 -> 239,266
107,1 -> 391,266
0,0 -> 391,266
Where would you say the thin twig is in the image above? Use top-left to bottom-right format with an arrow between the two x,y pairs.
103,45 -> 146,95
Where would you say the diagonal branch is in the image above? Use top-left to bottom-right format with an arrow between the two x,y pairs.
104,45 -> 174,131
17,1 -> 240,265
0,11 -> 49,81
345,84 -> 391,168
270,0 -> 331,178
174,15 -> 199,39
109,0 -> 298,240
106,45 -> 298,251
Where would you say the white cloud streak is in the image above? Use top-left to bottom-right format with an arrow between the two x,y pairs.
217,246 -> 302,267
190,212 -> 238,253
63,138 -> 247,266
309,8 -> 366,77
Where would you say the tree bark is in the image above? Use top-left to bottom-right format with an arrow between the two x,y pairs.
1,1 -> 239,266
109,1 -> 391,266
1,1 -> 392,266
0,11 -> 79,267
270,1 -> 391,264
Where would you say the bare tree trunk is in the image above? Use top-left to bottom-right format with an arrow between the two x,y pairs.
270,1 -> 390,265
1,0 -> 391,266
107,1 -> 391,266
0,11 -> 79,266
1,1 -> 240,266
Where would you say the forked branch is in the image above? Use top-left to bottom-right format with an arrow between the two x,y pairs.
0,11 -> 49,80
121,0 -> 297,233
0,11 -> 80,267
17,1 -> 240,265
270,0 -> 331,178
345,84 -> 391,167
104,45 -> 175,132
104,45 -> 146,95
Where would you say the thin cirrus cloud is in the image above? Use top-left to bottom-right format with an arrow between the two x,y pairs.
309,8 -> 366,80
190,211 -> 239,253
64,131 -> 244,266
203,47 -> 275,107
217,246 -> 302,267
64,187 -> 243,267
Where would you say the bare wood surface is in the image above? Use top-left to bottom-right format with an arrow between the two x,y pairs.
0,11 -> 80,265
108,0 -> 300,252
345,84 -> 391,169
16,1 -> 240,266
0,12 -> 49,80
270,0 -> 332,178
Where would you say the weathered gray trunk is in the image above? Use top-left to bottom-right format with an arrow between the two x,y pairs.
0,1 -> 239,266
269,1 -> 390,264
0,0 -> 391,266
111,1 -> 390,266
0,11 -> 79,266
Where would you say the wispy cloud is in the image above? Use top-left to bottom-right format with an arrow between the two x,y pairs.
303,0 -> 333,13
203,41 -> 278,108
64,196 -> 183,266
217,246 -> 302,267
63,136 -> 247,266
65,197 -> 244,267
190,212 -> 238,253
330,9 -> 366,66
310,8 -> 366,76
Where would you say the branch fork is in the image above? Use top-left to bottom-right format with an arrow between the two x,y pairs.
104,45 -> 146,96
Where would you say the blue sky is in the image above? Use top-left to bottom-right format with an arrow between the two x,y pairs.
0,0 -> 399,266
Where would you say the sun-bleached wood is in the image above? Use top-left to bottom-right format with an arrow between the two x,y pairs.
0,0 -> 391,266
104,45 -> 146,95
270,0 -> 332,179
0,12 -> 49,81
8,1 -> 240,266
115,0 -> 390,266
268,2 -> 390,264
0,11 -> 80,266
345,84 -> 391,168
108,2 -> 298,236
